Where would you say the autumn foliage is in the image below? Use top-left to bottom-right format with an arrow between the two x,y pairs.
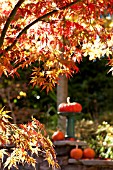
1,0 -> 112,169
0,107 -> 59,169
0,0 -> 113,91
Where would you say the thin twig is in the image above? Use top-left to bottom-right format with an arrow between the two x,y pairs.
0,0 -> 25,48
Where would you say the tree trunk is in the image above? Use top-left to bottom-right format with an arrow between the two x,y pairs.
57,74 -> 68,132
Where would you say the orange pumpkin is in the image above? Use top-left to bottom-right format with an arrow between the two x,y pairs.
68,137 -> 75,141
83,148 -> 95,159
70,148 -> 83,160
58,102 -> 82,113
58,97 -> 82,113
52,130 -> 65,141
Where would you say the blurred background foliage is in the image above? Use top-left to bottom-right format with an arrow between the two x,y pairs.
75,120 -> 113,159
0,56 -> 113,135
69,56 -> 113,122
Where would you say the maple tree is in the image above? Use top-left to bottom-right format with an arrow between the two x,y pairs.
0,0 -> 113,92
0,1 -> 113,168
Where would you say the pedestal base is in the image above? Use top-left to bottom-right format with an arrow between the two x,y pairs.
58,112 -> 80,138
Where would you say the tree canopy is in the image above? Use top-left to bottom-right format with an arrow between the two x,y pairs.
0,0 -> 113,91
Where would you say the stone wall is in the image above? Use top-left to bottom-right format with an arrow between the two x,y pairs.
52,141 -> 113,170
1,141 -> 113,170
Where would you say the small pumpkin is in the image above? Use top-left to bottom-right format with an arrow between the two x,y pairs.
52,130 -> 65,141
70,148 -> 83,160
58,97 -> 82,113
69,137 -> 75,141
83,148 -> 95,159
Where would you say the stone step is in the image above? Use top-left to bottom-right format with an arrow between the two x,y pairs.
69,158 -> 113,166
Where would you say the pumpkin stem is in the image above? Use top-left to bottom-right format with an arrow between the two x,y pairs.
67,97 -> 70,103
76,144 -> 78,149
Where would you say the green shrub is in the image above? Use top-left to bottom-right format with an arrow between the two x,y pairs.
76,119 -> 113,159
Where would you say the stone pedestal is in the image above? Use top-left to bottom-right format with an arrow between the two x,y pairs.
58,112 -> 80,138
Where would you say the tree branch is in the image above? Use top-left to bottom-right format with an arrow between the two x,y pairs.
0,0 -> 25,48
0,0 -> 81,57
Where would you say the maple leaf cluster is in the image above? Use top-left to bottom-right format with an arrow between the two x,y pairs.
0,107 -> 59,169
0,0 -> 113,91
